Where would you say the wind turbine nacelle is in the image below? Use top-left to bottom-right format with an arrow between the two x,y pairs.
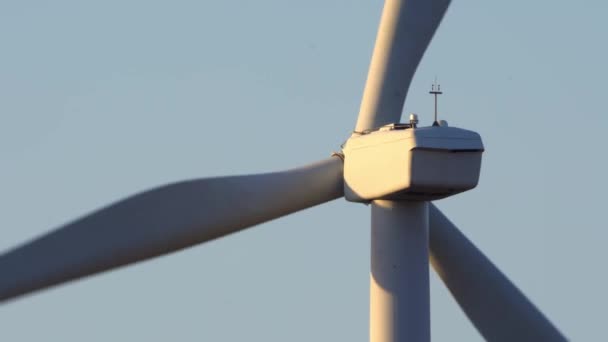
342,125 -> 484,202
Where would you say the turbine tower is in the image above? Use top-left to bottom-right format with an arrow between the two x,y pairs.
0,1 -> 566,341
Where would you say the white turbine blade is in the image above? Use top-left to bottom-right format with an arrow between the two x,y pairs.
355,0 -> 451,132
429,204 -> 566,341
0,157 -> 344,303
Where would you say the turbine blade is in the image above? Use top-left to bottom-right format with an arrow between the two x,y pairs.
429,204 -> 566,341
0,157 -> 344,302
355,0 -> 451,132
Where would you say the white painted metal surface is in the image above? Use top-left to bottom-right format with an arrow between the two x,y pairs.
343,126 -> 484,202
370,201 -> 430,342
354,0 -> 451,132
353,1 -> 451,341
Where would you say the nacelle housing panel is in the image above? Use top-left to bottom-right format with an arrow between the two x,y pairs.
343,126 -> 484,202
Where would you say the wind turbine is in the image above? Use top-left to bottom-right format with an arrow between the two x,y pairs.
0,0 -> 566,341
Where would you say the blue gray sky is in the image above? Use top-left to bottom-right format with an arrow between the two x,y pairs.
1,1 -> 606,340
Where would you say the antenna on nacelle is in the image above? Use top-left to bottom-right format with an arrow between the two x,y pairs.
429,79 -> 443,126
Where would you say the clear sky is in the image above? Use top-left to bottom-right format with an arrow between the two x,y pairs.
1,1 -> 606,340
